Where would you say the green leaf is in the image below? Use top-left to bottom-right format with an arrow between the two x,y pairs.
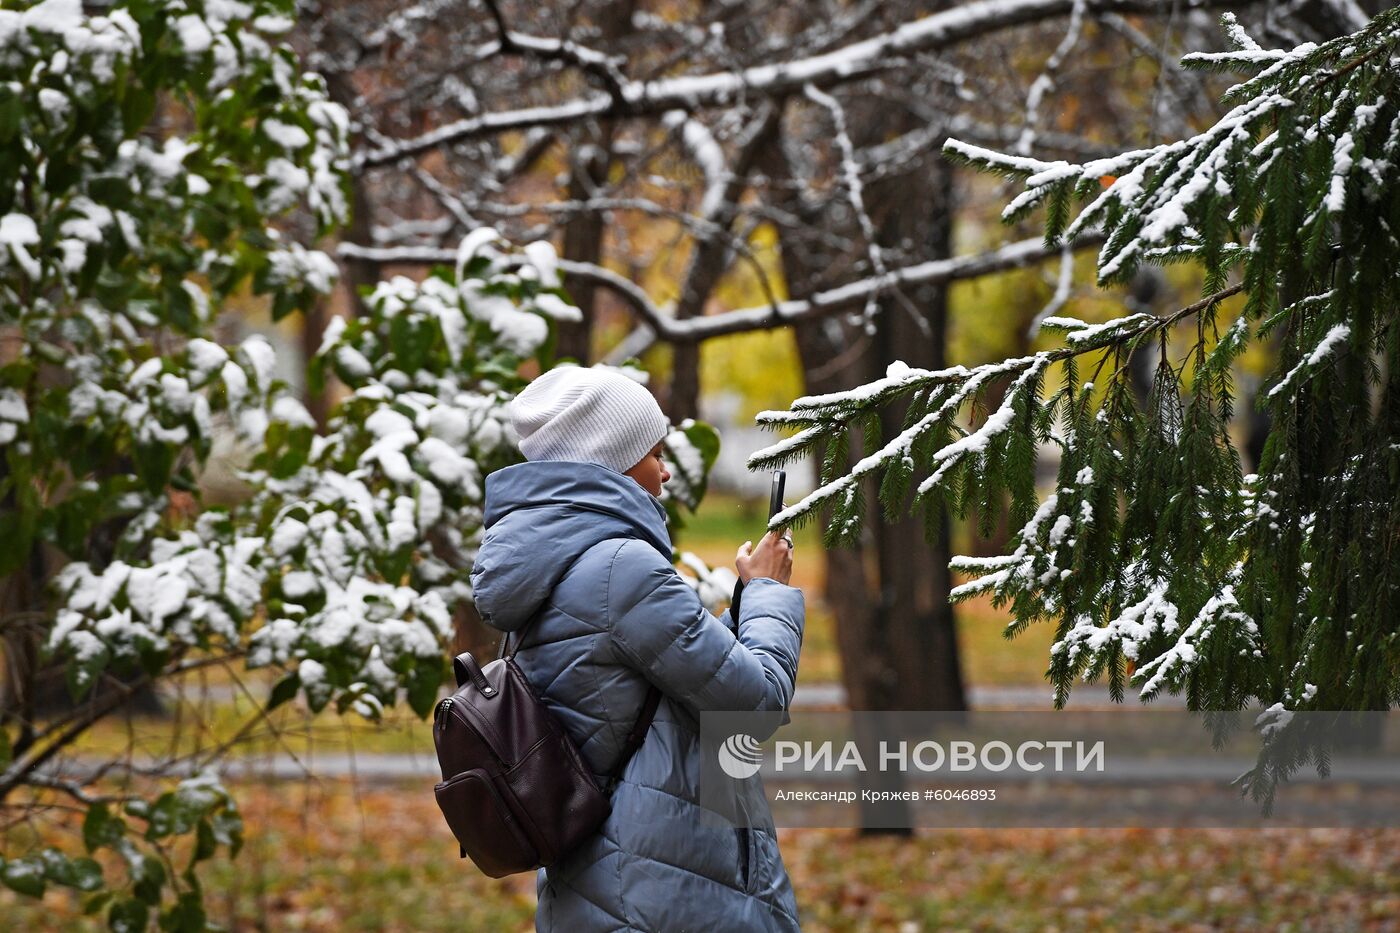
83,889 -> 116,916
335,682 -> 384,721
88,174 -> 134,209
145,791 -> 190,840
53,493 -> 99,558
121,838 -> 166,903
681,420 -> 720,473
209,806 -> 244,858
192,818 -> 217,863
121,84 -> 156,136
84,802 -> 126,853
1,855 -> 47,898
664,420 -> 721,510
165,278 -> 195,332
32,847 -> 103,892
307,346 -> 329,395
303,683 -> 331,715
134,441 -> 176,496
271,287 -> 300,322
38,847 -> 76,886
67,857 -> 106,893
0,500 -> 36,576
158,890 -> 206,933
266,672 -> 300,712
66,637 -> 112,703
388,313 -> 416,371
44,150 -> 83,193
272,425 -> 312,478
406,661 -> 445,719
0,83 -> 22,144
109,896 -> 151,933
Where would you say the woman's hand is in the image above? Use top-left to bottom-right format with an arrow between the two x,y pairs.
736,529 -> 794,586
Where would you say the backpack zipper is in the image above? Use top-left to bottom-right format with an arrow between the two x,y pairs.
436,697 -> 454,728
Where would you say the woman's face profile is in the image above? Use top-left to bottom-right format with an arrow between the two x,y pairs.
624,441 -> 671,497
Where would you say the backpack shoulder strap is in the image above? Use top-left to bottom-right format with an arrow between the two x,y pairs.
487,535 -> 664,789
605,684 -> 662,793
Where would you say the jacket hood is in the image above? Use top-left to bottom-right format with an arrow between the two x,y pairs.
469,460 -> 672,632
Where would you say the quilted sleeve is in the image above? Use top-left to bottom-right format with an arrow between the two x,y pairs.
605,538 -> 804,722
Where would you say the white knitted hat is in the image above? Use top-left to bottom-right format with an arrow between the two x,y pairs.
509,366 -> 670,474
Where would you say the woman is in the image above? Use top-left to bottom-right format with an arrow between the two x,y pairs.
470,365 -> 805,932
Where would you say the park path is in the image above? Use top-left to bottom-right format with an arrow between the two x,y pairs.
42,683 -> 1272,787
147,681 -> 1187,711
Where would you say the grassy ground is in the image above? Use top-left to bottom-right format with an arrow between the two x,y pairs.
4,779 -> 1398,931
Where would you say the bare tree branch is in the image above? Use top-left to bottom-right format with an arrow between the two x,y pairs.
804,83 -> 891,327
1013,0 -> 1089,155
355,0 -> 1262,169
338,232 -> 1106,343
672,108 -> 786,315
478,0 -> 631,105
0,654 -> 240,804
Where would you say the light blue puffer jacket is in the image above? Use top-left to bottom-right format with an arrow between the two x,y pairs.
469,460 -> 804,932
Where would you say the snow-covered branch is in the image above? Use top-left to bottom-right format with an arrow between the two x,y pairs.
664,111 -> 729,222
747,276 -> 1242,542
1013,0 -> 1088,155
355,0 -> 1259,169
805,84 -> 889,326
744,9 -> 1400,784
478,0 -> 630,103
338,232 -> 1105,343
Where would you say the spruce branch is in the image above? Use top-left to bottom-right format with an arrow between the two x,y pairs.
750,284 -> 1243,531
754,8 -> 1400,804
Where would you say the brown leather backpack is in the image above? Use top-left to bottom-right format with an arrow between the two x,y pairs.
432,636 -> 661,878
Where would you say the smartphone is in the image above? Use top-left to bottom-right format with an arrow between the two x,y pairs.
730,470 -> 787,630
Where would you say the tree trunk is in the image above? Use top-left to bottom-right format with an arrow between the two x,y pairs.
757,105 -> 967,732
555,0 -> 637,364
867,160 -> 965,714
557,140 -> 611,363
